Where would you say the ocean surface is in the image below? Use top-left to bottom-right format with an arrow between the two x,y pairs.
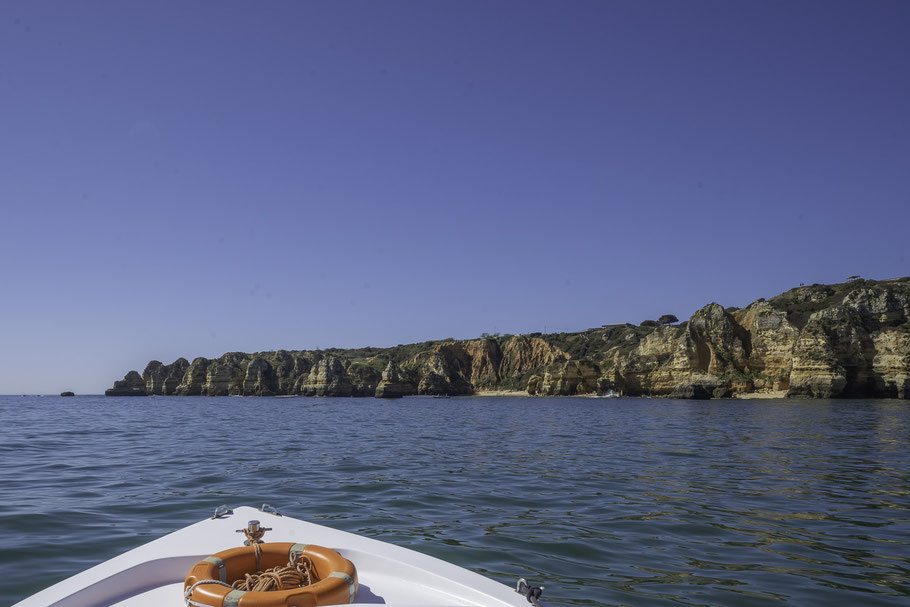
1,395 -> 909,606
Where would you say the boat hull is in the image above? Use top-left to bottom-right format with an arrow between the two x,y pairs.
14,506 -> 538,607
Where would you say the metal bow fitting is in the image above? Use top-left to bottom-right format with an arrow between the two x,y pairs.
237,520 -> 272,544
516,578 -> 545,606
211,505 -> 233,519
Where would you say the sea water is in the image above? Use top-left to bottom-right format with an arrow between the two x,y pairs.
1,395 -> 908,606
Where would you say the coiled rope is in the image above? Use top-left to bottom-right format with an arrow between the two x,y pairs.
230,541 -> 318,592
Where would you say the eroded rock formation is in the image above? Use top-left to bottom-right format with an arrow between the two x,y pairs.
244,357 -> 277,396
175,357 -> 210,396
106,277 -> 910,399
414,345 -> 473,396
348,361 -> 381,397
302,357 -> 352,397
105,370 -> 147,396
144,358 -> 189,395
375,361 -> 417,398
537,360 -> 600,396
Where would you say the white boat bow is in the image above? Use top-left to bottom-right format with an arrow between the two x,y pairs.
14,506 -> 545,607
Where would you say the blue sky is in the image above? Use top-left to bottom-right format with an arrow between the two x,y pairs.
2,1 -> 908,393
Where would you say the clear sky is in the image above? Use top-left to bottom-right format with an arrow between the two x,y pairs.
2,1 -> 908,394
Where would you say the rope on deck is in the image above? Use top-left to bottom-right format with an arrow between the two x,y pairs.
231,542 -> 318,592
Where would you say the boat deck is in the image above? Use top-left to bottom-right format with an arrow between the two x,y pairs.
15,507 -> 534,607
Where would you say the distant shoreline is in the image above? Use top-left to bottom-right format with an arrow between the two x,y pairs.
6,391 -> 895,401
104,277 -> 910,401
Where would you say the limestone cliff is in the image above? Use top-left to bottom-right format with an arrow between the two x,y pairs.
531,360 -> 600,396
105,370 -> 147,396
463,339 -> 502,389
106,277 -> 910,399
243,357 -> 277,396
411,344 -> 474,396
375,361 -> 417,398
347,360 -> 382,397
499,336 -> 568,388
732,302 -> 796,391
201,353 -> 248,396
784,283 -> 910,398
143,358 -> 189,395
175,357 -> 210,395
301,356 -> 353,397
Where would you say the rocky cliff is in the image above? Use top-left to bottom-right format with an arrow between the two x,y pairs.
105,370 -> 147,396
107,277 -> 910,399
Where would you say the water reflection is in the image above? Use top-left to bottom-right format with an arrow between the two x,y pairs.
1,396 -> 909,606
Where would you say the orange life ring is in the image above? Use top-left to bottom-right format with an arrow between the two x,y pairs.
184,542 -> 358,607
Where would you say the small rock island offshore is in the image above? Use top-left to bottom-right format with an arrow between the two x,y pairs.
107,277 -> 910,400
